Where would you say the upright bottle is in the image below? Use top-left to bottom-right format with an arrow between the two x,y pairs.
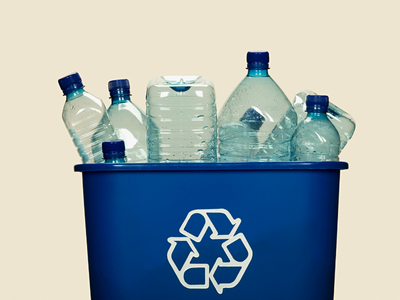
107,79 -> 147,163
146,76 -> 217,162
58,72 -> 117,163
290,95 -> 340,161
293,89 -> 356,150
102,140 -> 127,163
218,51 -> 297,162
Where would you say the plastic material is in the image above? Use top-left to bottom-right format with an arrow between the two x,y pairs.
146,76 -> 217,162
219,108 -> 265,162
108,79 -> 130,97
102,140 -> 127,163
75,161 -> 347,300
306,95 -> 329,112
59,72 -> 117,163
218,51 -> 297,162
247,51 -> 269,69
107,79 -> 147,163
293,90 -> 356,150
291,95 -> 341,161
58,72 -> 84,95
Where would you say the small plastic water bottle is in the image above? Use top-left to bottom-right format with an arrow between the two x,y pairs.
293,90 -> 356,150
107,79 -> 147,163
102,140 -> 127,163
219,108 -> 265,162
58,72 -> 117,163
290,95 -> 340,161
218,51 -> 297,162
146,76 -> 217,162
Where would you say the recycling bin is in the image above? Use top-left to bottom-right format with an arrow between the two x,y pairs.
75,161 -> 348,300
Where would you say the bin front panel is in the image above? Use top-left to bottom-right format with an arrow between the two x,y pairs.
79,166 -> 343,300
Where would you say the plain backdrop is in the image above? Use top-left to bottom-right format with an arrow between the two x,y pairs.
1,0 -> 399,299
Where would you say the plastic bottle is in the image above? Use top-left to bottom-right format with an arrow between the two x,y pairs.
146,76 -> 217,162
58,72 -> 117,163
219,108 -> 265,162
107,79 -> 147,163
293,89 -> 355,150
290,95 -> 340,161
102,140 -> 127,163
218,51 -> 297,162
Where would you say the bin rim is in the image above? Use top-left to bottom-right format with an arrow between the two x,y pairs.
74,161 -> 348,172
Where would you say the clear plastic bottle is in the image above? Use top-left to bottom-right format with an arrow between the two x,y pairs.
58,72 -> 117,163
290,95 -> 340,161
146,76 -> 217,163
107,79 -> 147,163
218,51 -> 297,162
102,140 -> 127,163
293,89 -> 356,150
219,108 -> 265,162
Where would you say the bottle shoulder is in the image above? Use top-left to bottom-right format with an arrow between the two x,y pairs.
109,101 -> 145,115
294,117 -> 340,141
63,91 -> 108,122
146,83 -> 216,106
64,91 -> 105,109
108,102 -> 146,126
218,75 -> 294,127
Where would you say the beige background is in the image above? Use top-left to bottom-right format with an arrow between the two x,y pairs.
1,0 -> 399,299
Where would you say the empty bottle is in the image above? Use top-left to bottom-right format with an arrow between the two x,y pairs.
107,79 -> 147,163
293,89 -> 356,150
58,72 -> 117,163
146,76 -> 217,162
102,140 -> 127,163
218,51 -> 297,162
219,107 -> 265,162
290,95 -> 340,161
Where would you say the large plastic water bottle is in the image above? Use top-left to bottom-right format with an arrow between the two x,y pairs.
102,140 -> 127,163
59,72 -> 117,163
107,79 -> 147,163
290,95 -> 340,161
219,108 -> 265,162
146,76 -> 217,162
293,89 -> 356,150
218,51 -> 297,162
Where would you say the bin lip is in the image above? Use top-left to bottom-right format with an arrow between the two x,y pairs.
74,161 -> 348,172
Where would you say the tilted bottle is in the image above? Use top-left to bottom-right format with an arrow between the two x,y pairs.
102,140 -> 127,163
218,51 -> 297,162
58,72 -> 117,163
293,89 -> 356,151
146,76 -> 217,162
290,95 -> 340,161
107,79 -> 147,163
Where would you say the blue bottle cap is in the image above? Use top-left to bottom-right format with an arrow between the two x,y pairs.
247,51 -> 269,69
58,72 -> 84,95
240,107 -> 266,130
102,140 -> 126,159
306,95 -> 329,113
108,79 -> 131,97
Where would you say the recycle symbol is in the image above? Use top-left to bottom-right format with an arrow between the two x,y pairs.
167,209 -> 253,294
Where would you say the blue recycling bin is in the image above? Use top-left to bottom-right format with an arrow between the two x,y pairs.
75,161 -> 348,300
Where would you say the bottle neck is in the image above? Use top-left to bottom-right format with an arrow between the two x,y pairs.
104,157 -> 127,163
247,69 -> 269,77
66,88 -> 84,101
307,111 -> 329,119
111,94 -> 131,104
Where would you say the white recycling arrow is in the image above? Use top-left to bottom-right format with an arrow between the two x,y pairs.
167,209 -> 253,293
